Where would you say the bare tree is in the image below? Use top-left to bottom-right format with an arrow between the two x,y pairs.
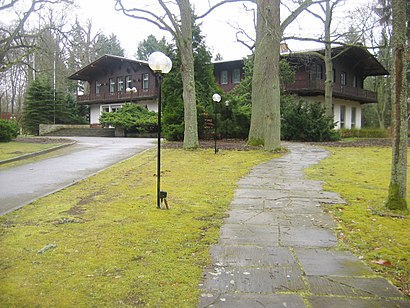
248,0 -> 322,150
0,0 -> 74,72
115,0 -> 254,149
386,0 -> 407,211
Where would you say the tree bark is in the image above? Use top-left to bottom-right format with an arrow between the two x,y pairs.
177,0 -> 199,149
323,0 -> 333,118
386,0 -> 408,211
248,0 -> 281,150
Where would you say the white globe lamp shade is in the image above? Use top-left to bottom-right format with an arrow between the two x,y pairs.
148,51 -> 172,74
212,93 -> 221,103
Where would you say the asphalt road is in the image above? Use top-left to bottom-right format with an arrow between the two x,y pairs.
0,137 -> 156,216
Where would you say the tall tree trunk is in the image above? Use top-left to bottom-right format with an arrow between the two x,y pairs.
248,0 -> 281,149
323,0 -> 333,118
386,0 -> 408,211
177,0 -> 199,149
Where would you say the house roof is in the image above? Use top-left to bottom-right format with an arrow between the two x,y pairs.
213,46 -> 388,77
68,54 -> 148,81
283,46 -> 389,77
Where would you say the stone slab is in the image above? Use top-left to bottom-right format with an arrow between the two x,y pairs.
224,209 -> 280,225
307,276 -> 405,298
220,224 -> 279,246
210,245 -> 296,267
294,248 -> 373,276
308,296 -> 410,308
198,293 -> 306,308
201,266 -> 306,293
280,226 -> 337,248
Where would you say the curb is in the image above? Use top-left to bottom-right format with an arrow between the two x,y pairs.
0,141 -> 77,165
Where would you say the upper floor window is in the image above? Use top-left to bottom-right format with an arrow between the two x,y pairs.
310,64 -> 323,80
117,77 -> 124,92
96,81 -> 102,94
126,76 -> 132,90
232,69 -> 241,83
353,75 -> 358,88
109,78 -> 115,93
341,72 -> 347,86
142,73 -> 149,90
220,70 -> 228,84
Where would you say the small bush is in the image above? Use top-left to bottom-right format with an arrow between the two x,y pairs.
340,128 -> 389,139
0,120 -> 19,142
281,97 -> 339,142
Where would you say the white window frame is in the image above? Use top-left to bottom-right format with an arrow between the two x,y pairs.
117,77 -> 124,92
142,73 -> 149,90
232,68 -> 241,84
109,78 -> 115,93
220,70 -> 228,84
96,81 -> 102,94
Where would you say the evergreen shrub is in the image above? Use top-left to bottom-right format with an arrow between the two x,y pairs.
281,97 -> 339,142
0,120 -> 19,142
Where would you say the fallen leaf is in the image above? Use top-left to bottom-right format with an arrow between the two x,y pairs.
371,259 -> 392,267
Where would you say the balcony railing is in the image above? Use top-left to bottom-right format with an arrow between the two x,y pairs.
284,79 -> 377,103
76,88 -> 158,104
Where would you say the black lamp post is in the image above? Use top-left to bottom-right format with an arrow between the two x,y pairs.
212,93 -> 221,154
148,51 -> 172,209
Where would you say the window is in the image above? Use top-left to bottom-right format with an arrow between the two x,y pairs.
117,77 -> 124,92
353,75 -> 358,88
101,105 -> 122,113
126,76 -> 132,90
310,64 -> 323,80
142,73 -> 149,90
340,105 -> 346,128
111,105 -> 122,112
351,107 -> 356,128
232,69 -> 241,83
109,78 -> 115,93
341,72 -> 347,86
96,81 -> 102,94
220,70 -> 228,84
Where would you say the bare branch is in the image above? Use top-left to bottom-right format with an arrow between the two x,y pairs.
281,0 -> 325,33
196,0 -> 255,20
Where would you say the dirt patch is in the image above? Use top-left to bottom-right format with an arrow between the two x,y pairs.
163,138 -> 398,150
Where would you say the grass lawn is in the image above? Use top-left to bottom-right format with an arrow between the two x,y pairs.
0,141 -> 63,161
306,146 -> 410,297
0,148 -> 279,307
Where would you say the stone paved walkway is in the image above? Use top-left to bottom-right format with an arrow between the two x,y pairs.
199,143 -> 410,307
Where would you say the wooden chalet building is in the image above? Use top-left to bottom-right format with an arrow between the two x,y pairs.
68,55 -> 159,127
214,46 -> 389,129
69,46 -> 388,131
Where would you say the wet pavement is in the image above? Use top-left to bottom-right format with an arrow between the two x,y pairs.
199,143 -> 410,307
0,137 -> 155,216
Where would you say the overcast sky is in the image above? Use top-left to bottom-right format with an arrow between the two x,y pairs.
77,0 -> 374,61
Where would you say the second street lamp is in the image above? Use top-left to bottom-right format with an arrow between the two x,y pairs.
212,93 -> 221,154
148,51 -> 172,209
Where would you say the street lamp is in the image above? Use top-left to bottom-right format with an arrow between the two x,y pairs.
126,86 -> 137,101
212,93 -> 221,154
148,51 -> 172,209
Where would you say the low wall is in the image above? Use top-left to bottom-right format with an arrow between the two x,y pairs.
39,124 -> 90,136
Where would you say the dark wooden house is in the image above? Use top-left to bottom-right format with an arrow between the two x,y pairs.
213,46 -> 388,129
68,55 -> 159,127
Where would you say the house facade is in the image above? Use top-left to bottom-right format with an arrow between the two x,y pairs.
69,55 -> 159,127
214,46 -> 388,129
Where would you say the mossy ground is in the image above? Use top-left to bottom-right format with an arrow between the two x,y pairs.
0,148 -> 278,307
0,141 -> 62,161
306,147 -> 409,297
